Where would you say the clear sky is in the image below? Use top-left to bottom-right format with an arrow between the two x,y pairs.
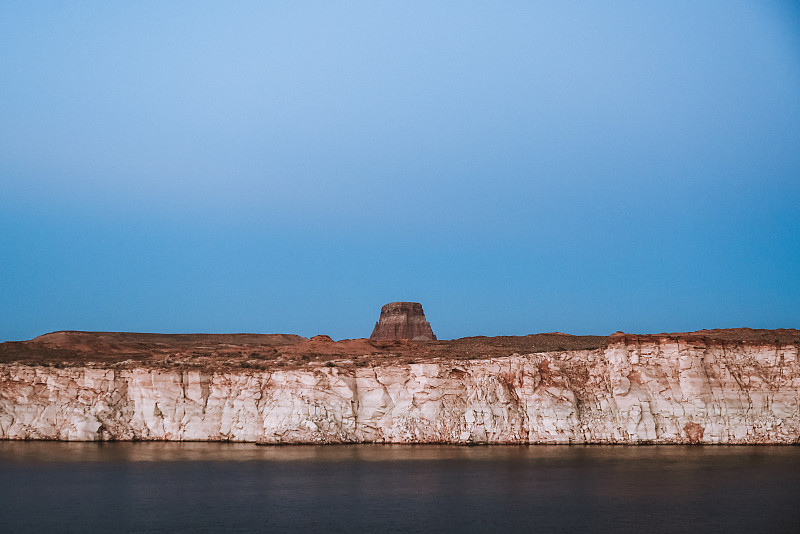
2,1 -> 799,341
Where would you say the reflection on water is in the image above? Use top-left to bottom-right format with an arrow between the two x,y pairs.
1,443 -> 799,533
3,441 -> 798,463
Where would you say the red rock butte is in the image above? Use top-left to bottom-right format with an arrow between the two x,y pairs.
369,302 -> 437,341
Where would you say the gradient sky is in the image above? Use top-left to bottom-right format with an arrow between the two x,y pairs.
2,1 -> 799,341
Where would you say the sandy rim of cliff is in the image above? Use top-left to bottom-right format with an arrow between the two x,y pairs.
1,328 -> 798,371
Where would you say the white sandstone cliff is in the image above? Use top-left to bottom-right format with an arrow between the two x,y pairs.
1,337 -> 798,444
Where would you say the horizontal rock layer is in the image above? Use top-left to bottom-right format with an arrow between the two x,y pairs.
1,336 -> 798,443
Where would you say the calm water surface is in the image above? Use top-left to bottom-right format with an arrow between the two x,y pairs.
1,443 -> 799,533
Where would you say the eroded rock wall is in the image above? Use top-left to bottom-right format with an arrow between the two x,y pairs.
1,338 -> 798,443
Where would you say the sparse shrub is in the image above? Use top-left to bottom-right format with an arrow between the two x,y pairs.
324,361 -> 336,368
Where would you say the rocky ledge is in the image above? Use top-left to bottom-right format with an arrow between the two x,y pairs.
1,329 -> 798,444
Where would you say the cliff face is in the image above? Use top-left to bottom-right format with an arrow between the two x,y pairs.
1,335 -> 798,444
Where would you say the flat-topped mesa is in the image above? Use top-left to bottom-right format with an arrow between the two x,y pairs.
370,302 -> 437,341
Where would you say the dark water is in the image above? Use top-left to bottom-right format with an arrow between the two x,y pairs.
1,443 -> 799,533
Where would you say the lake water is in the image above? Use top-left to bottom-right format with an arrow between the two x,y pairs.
1,443 -> 799,533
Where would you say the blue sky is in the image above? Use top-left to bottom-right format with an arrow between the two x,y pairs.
2,1 -> 799,341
